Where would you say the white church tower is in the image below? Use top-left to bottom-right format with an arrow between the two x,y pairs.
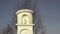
15,9 -> 34,34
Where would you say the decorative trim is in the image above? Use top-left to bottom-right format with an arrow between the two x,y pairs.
16,24 -> 35,26
15,9 -> 34,15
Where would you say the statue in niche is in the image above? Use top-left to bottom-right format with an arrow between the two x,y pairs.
22,14 -> 30,24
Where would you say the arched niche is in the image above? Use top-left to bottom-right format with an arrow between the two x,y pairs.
22,14 -> 31,24
20,29 -> 30,34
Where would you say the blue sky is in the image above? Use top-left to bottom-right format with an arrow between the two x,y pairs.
0,0 -> 60,34
38,0 -> 60,34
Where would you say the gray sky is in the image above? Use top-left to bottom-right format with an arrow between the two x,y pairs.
0,0 -> 60,34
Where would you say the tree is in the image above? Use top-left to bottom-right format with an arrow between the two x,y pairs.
1,0 -> 46,34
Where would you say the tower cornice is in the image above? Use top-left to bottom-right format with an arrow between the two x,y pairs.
15,9 -> 34,15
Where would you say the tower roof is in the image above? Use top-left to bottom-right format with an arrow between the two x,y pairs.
15,9 -> 34,15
